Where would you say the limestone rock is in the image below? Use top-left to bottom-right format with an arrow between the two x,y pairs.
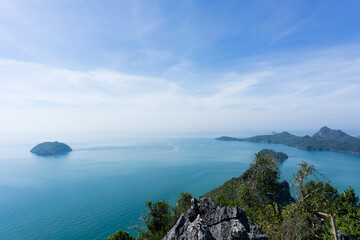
163,198 -> 268,240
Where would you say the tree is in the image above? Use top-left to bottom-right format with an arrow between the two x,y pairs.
139,200 -> 173,240
235,153 -> 284,238
174,192 -> 193,218
215,194 -> 237,207
106,230 -> 135,240
242,153 -> 283,219
109,192 -> 194,240
333,187 -> 360,238
291,161 -> 323,202
280,162 -> 351,240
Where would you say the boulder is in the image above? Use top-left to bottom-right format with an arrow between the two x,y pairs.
163,198 -> 268,240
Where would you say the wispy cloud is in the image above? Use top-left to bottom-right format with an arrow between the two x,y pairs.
1,44 -> 360,131
0,59 -> 179,109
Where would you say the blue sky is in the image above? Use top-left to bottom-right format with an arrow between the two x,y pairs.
1,0 -> 360,133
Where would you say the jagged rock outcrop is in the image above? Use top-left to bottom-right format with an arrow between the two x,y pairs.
163,198 -> 268,240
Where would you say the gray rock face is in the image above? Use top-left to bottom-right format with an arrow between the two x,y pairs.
336,230 -> 353,240
163,198 -> 268,240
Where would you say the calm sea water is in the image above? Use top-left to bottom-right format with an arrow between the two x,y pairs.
0,134 -> 359,239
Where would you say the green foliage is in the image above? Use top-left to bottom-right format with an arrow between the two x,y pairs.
291,161 -> 323,201
235,154 -> 284,238
204,150 -> 293,207
174,192 -> 193,218
278,164 -> 360,240
204,175 -> 246,202
214,194 -> 238,207
109,192 -> 194,240
106,230 -> 135,240
137,192 -> 193,240
333,188 -> 360,238
248,153 -> 281,196
241,154 -> 282,214
280,181 -> 337,239
139,200 -> 174,240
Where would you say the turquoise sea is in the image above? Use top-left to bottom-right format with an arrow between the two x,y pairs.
0,132 -> 360,239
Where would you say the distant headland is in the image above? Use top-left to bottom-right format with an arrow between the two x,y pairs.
30,141 -> 72,156
216,126 -> 360,154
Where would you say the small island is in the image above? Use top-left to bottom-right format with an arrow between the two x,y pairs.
30,141 -> 72,156
216,126 -> 360,154
258,149 -> 288,162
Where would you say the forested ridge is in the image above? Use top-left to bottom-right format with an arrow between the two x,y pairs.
217,126 -> 360,154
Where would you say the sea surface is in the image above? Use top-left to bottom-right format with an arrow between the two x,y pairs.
0,132 -> 359,239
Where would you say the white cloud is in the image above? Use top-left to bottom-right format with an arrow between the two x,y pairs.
0,45 -> 360,132
0,59 -> 179,109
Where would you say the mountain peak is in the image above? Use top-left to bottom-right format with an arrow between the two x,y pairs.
320,126 -> 331,131
313,126 -> 348,140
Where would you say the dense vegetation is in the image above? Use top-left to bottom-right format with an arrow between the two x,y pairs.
106,230 -> 136,240
108,150 -> 360,240
217,126 -> 360,154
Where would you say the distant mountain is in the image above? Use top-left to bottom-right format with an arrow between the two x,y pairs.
312,126 -> 348,140
30,141 -> 72,156
216,126 -> 360,154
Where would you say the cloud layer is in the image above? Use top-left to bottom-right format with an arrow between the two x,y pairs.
1,44 -> 359,132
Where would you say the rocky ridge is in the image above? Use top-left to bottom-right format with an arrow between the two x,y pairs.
163,197 -> 268,240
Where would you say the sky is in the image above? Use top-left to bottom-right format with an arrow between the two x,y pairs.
0,0 -> 360,133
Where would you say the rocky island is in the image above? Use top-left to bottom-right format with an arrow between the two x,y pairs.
30,141 -> 72,156
217,126 -> 360,154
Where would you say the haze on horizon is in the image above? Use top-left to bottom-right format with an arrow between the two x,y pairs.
1,0 -> 360,133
